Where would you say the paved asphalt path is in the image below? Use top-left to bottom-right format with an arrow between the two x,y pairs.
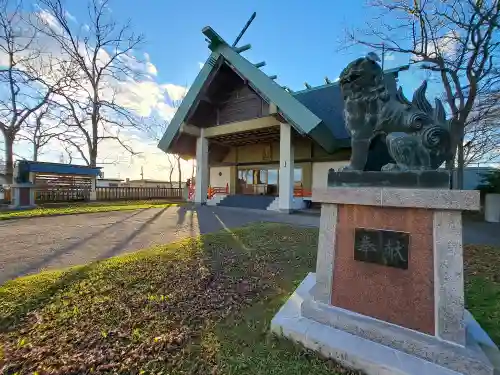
0,205 -> 498,284
0,205 -> 318,284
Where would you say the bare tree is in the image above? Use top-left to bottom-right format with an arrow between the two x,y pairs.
36,0 -> 145,167
144,95 -> 187,188
463,87 -> 500,165
166,153 -> 175,184
0,0 -> 70,181
17,104 -> 63,161
175,154 -> 182,188
58,149 -> 72,164
344,0 -> 500,188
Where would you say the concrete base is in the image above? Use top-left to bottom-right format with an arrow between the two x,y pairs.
207,194 -> 227,206
8,205 -> 37,211
328,170 -> 451,189
271,273 -> 497,375
267,197 -> 306,212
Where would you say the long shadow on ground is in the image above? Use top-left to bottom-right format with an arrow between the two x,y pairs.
7,209 -> 148,281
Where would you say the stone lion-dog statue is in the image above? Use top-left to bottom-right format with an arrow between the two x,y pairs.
339,53 -> 452,172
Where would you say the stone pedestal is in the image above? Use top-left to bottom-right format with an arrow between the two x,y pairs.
10,183 -> 36,209
89,176 -> 97,201
271,186 -> 498,375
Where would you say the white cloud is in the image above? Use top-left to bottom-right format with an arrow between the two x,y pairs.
384,51 -> 395,61
13,130 -> 193,181
64,10 -> 77,23
146,62 -> 157,76
83,24 -> 90,32
156,102 -> 177,121
92,134 -> 193,181
115,80 -> 165,117
38,9 -> 63,34
143,52 -> 157,76
163,83 -> 188,102
198,62 -> 204,69
415,30 -> 459,61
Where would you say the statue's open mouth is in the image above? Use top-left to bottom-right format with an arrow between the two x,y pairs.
340,73 -> 361,85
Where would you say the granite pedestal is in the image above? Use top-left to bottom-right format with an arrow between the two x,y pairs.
271,186 -> 498,375
9,183 -> 36,209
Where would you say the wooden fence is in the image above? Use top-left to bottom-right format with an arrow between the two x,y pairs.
29,186 -> 183,203
36,188 -> 90,202
96,187 -> 183,201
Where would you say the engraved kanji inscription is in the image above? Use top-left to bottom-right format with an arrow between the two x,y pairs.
354,228 -> 409,269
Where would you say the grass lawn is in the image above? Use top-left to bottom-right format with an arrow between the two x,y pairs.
0,223 -> 498,375
0,200 -> 182,220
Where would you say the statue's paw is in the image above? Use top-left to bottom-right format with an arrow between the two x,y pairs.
339,164 -> 358,172
381,163 -> 408,172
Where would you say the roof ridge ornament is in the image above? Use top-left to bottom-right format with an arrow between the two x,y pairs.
232,12 -> 256,47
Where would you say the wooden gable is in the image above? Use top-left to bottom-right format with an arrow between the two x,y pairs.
187,63 -> 269,127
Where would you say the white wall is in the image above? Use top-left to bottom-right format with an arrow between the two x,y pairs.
210,166 -> 231,190
96,180 -> 122,187
452,167 -> 498,190
312,161 -> 347,190
97,180 -> 111,187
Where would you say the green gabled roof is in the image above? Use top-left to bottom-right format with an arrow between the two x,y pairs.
158,26 -> 338,153
158,52 -> 221,152
203,27 -> 322,135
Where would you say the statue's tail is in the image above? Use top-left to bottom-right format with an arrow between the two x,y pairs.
421,125 -> 450,150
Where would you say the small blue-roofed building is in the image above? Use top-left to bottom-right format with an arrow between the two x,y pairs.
13,161 -> 102,206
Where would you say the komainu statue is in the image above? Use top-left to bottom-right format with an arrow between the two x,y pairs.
339,53 -> 452,172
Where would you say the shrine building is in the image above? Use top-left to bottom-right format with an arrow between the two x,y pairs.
158,26 -> 408,211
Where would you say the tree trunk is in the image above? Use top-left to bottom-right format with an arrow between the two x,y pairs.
91,98 -> 98,167
456,130 -> 465,190
177,157 -> 182,188
4,132 -> 15,184
446,118 -> 463,190
445,158 -> 454,189
89,147 -> 97,167
33,144 -> 39,162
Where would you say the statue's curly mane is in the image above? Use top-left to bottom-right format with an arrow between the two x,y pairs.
339,57 -> 389,103
395,81 -> 447,126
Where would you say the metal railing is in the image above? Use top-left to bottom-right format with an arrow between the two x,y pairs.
208,184 -> 229,199
293,185 -> 312,198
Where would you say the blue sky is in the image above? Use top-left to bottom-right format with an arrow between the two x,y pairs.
65,0 -> 419,92
8,0 -> 445,179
